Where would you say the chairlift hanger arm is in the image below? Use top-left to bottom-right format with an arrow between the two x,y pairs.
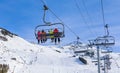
104,24 -> 109,36
43,5 -> 50,24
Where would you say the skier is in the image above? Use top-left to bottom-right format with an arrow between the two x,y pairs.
53,28 -> 60,44
49,29 -> 54,42
37,30 -> 41,44
41,30 -> 47,43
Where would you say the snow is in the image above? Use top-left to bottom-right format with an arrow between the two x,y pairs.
0,29 -> 120,73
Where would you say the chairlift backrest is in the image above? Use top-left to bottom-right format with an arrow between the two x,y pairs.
95,36 -> 115,46
88,36 -> 115,46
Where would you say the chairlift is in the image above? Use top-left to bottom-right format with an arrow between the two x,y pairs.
101,46 -> 113,53
89,35 -> 115,46
95,36 -> 115,46
34,5 -> 65,40
34,23 -> 65,39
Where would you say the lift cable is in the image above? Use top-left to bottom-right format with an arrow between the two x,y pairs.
49,8 -> 79,38
81,0 -> 98,36
74,0 -> 96,37
100,0 -> 106,26
40,0 -> 81,41
100,0 -> 107,36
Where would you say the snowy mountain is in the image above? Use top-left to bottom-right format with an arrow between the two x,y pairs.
0,28 -> 120,73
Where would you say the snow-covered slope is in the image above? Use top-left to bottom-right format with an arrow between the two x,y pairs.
0,28 -> 120,73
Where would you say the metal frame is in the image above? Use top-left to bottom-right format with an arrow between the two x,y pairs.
35,5 -> 65,39
89,36 -> 115,46
34,23 -> 65,39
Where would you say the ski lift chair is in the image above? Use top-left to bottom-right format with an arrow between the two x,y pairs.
89,36 -> 115,47
95,36 -> 115,46
35,23 -> 65,39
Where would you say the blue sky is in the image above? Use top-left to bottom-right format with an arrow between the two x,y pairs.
0,0 -> 120,52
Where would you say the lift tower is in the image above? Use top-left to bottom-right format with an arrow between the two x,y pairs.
89,24 -> 115,73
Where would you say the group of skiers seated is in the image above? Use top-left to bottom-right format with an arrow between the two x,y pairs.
37,28 -> 60,44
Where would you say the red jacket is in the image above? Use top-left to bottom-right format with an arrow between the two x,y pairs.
37,31 -> 41,39
53,28 -> 59,33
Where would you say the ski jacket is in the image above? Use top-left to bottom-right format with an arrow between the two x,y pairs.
41,31 -> 46,39
49,30 -> 54,38
53,28 -> 58,33
37,31 -> 41,40
53,28 -> 59,37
